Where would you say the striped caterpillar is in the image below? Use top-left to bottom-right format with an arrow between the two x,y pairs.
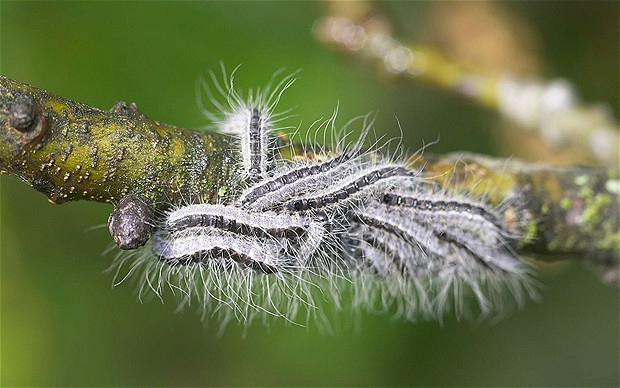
110,70 -> 537,329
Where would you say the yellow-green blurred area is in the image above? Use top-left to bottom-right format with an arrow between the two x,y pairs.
1,1 -> 618,386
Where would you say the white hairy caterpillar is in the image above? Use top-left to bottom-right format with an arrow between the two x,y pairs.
238,111 -> 377,209
222,106 -> 276,184
238,139 -> 373,210
165,203 -> 311,239
283,164 -> 416,212
346,203 -> 455,261
350,201 -> 521,274
157,202 -> 330,272
197,65 -> 295,183
239,152 -> 354,206
246,108 -> 274,183
151,227 -> 286,273
110,70 -> 538,329
382,192 -> 506,235
380,189 -> 519,254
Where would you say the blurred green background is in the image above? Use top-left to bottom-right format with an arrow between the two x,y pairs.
1,1 -> 618,386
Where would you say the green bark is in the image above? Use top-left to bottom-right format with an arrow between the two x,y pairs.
0,76 -> 240,206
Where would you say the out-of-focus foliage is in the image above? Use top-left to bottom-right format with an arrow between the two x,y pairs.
1,2 -> 618,386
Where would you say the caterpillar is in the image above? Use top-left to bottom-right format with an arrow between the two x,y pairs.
110,70 -> 538,329
164,203 -> 311,239
283,164 -> 416,212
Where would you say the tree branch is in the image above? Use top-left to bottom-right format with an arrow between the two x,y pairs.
1,76 -> 618,270
0,76 -> 239,206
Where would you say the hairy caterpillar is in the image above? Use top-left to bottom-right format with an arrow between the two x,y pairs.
283,164 -> 416,212
110,69 -> 538,329
165,203 -> 311,239
152,227 -> 285,273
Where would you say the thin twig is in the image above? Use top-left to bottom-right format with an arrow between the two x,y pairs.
314,1 -> 620,167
